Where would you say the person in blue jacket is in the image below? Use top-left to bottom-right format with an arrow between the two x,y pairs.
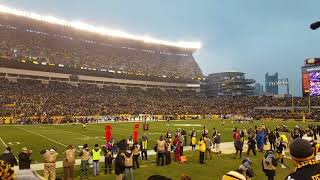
256,129 -> 265,152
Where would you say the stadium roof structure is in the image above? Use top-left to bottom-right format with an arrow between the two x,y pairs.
0,4 -> 202,50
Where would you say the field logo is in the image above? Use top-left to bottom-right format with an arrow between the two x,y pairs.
7,142 -> 20,145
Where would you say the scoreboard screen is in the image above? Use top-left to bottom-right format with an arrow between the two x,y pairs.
302,65 -> 320,97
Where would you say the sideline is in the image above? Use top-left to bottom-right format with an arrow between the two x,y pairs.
0,137 -> 8,147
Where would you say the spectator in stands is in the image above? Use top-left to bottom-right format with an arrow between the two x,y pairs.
41,147 -> 59,180
0,147 -> 17,167
18,147 -> 32,170
0,160 -> 16,179
79,144 -> 90,179
63,145 -> 76,180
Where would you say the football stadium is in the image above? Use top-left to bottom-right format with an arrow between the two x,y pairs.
0,3 -> 320,180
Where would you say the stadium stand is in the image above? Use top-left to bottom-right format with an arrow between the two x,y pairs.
0,77 -> 319,123
0,13 -> 203,83
0,11 -> 319,124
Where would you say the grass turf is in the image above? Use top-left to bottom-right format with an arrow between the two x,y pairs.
0,119 -> 319,179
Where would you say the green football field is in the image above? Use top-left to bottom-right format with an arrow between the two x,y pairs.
0,119 -> 319,179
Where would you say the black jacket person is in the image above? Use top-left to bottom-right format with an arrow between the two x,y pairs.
285,138 -> 320,180
0,147 -> 17,167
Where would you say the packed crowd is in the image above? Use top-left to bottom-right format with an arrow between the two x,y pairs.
0,14 -> 203,80
1,78 -> 320,122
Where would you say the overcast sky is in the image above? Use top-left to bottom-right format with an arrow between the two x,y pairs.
1,0 -> 319,96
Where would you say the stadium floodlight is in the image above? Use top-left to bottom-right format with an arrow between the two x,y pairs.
0,4 -> 201,49
310,21 -> 320,30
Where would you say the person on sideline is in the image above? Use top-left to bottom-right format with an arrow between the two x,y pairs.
0,147 -> 17,168
132,142 -> 140,169
156,135 -> 166,166
79,144 -> 90,179
41,147 -> 59,180
204,135 -> 213,160
214,131 -> 221,154
63,145 -> 76,180
140,136 -> 148,160
198,137 -> 206,164
102,144 -> 113,174
262,151 -> 278,180
91,144 -> 102,176
124,149 -> 134,180
115,150 -> 125,180
18,147 -> 32,170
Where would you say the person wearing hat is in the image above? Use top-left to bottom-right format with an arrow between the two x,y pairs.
18,147 -> 32,170
115,150 -> 125,180
198,136 -> 206,164
156,135 -> 166,165
0,146 -> 17,168
222,158 -> 254,180
41,147 -> 59,180
204,134 -> 213,160
124,149 -> 134,180
262,150 -> 278,180
140,136 -> 148,161
79,144 -> 90,179
275,138 -> 287,168
63,145 -> 76,180
91,144 -> 102,176
285,138 -> 320,180
132,142 -> 140,169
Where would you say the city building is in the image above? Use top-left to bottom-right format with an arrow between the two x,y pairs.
265,72 -> 279,95
254,83 -> 264,96
201,72 -> 255,96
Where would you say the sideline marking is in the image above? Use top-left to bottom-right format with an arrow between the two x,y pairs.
0,137 -> 8,147
18,127 -> 67,148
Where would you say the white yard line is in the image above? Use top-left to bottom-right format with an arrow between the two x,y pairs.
0,137 -> 8,147
17,127 -> 67,148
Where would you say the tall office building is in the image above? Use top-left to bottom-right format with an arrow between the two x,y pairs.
265,72 -> 279,95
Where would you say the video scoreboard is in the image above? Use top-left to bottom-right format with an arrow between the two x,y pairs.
302,58 -> 320,97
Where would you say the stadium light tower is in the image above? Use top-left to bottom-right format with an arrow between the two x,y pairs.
310,21 -> 320,30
